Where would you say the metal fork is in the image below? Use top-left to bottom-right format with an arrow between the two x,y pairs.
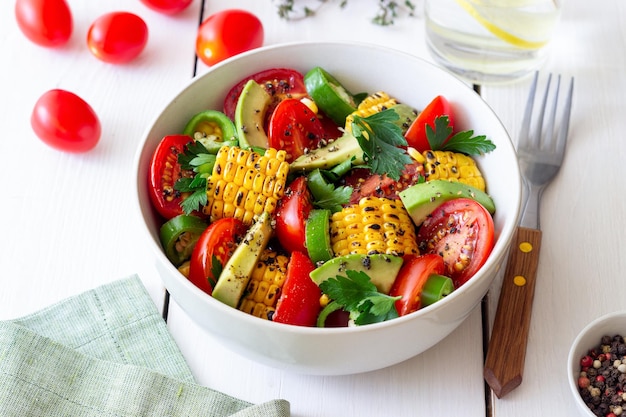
483,72 -> 574,399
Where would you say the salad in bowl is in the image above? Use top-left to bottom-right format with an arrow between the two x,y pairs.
134,41 -> 521,375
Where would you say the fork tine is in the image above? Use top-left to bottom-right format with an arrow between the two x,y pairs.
533,73 -> 553,149
518,71 -> 539,146
555,77 -> 575,159
544,74 -> 560,152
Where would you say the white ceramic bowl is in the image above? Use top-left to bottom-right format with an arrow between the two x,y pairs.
134,41 -> 521,375
568,311 -> 626,416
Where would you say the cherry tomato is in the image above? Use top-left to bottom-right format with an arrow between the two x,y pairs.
223,68 -> 307,121
140,0 -> 193,15
188,217 -> 247,296
273,251 -> 321,327
15,0 -> 72,47
344,161 -> 425,204
148,135 -> 196,220
268,99 -> 326,163
196,9 -> 263,67
416,198 -> 494,288
405,95 -> 454,152
87,12 -> 148,64
317,110 -> 343,141
389,254 -> 445,316
31,89 -> 101,153
274,176 -> 313,253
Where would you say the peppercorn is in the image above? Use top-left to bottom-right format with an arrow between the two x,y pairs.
577,334 -> 626,416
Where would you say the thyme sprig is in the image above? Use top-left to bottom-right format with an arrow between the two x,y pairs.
274,0 -> 416,26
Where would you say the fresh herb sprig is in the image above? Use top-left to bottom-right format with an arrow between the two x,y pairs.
318,270 -> 400,325
307,168 -> 352,212
275,0 -> 416,26
350,109 -> 413,181
427,116 -> 496,155
174,141 -> 216,215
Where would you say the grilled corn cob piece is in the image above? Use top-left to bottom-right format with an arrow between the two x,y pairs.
238,250 -> 289,320
422,150 -> 486,192
345,91 -> 398,132
204,146 -> 290,225
330,196 -> 419,257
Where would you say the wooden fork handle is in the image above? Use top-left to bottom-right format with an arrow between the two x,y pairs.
484,226 -> 542,398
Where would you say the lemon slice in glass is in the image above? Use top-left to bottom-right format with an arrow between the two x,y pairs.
455,0 -> 560,49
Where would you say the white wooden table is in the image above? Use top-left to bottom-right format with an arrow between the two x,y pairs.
1,1 -> 624,415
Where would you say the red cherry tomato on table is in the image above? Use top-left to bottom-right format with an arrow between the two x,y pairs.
148,135 -> 196,220
140,0 -> 193,15
31,89 -> 101,153
268,99 -> 326,163
87,12 -> 148,64
274,176 -> 313,254
188,217 -> 247,296
223,68 -> 308,121
405,95 -> 454,152
416,198 -> 494,288
15,0 -> 72,47
196,9 -> 264,67
273,251 -> 321,327
389,254 -> 445,316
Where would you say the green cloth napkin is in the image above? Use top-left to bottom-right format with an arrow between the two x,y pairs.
0,275 -> 290,417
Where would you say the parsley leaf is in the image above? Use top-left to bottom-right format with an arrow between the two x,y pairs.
175,177 -> 207,215
178,141 -> 211,170
441,131 -> 496,155
350,109 -> 413,181
425,116 -> 453,150
426,116 -> 496,156
307,168 -> 352,212
174,141 -> 216,215
314,187 -> 352,213
318,270 -> 400,325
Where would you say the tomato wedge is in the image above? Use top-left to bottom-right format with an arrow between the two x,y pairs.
344,161 -> 425,204
268,98 -> 326,162
405,95 -> 454,152
273,251 -> 321,327
187,217 -> 247,296
416,198 -> 494,288
148,134 -> 195,220
389,254 -> 445,316
274,176 -> 313,253
223,68 -> 308,121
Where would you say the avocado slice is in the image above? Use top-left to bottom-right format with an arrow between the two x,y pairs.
234,79 -> 271,150
310,253 -> 403,295
212,212 -> 272,308
390,103 -> 419,134
399,180 -> 496,227
289,132 -> 364,172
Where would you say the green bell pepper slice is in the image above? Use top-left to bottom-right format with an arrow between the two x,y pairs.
304,67 -> 358,127
305,209 -> 333,264
159,214 -> 208,266
421,274 -> 454,307
182,110 -> 238,152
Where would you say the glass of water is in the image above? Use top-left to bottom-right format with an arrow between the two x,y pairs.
424,0 -> 564,84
